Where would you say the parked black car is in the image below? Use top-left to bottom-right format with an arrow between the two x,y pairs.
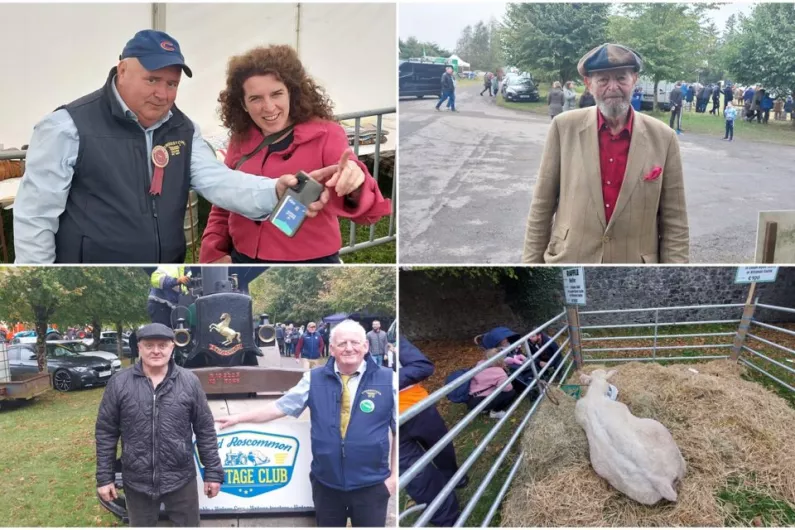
502,74 -> 540,102
97,336 -> 132,358
399,61 -> 446,99
7,343 -> 113,392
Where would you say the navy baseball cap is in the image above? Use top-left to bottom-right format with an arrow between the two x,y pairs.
120,30 -> 193,78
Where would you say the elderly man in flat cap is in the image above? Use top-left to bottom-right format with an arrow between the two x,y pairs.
522,43 -> 689,264
95,323 -> 223,526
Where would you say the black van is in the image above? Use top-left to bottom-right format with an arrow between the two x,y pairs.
399,61 -> 447,99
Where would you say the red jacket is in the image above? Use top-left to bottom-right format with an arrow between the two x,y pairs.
200,119 -> 392,262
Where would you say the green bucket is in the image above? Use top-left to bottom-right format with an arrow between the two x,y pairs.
560,384 -> 582,400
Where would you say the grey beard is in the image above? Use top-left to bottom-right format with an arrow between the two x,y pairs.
596,98 -> 630,119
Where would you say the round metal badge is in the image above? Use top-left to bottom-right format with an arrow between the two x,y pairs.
360,399 -> 375,413
152,145 -> 170,168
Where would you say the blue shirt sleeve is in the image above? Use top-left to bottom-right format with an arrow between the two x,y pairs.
189,122 -> 278,220
13,109 -> 79,264
274,370 -> 310,417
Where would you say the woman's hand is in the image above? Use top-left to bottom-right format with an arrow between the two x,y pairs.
325,151 -> 365,197
275,172 -> 331,218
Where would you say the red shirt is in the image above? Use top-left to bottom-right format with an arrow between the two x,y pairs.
597,108 -> 634,224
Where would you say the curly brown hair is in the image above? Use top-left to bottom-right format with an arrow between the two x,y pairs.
218,45 -> 335,141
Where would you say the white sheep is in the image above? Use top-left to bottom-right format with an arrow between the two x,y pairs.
574,368 -> 686,505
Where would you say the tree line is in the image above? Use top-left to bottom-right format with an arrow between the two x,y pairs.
402,3 -> 794,99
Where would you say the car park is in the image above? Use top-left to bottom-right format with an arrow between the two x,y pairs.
7,343 -> 113,392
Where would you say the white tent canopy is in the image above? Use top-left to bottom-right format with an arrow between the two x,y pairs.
448,54 -> 471,68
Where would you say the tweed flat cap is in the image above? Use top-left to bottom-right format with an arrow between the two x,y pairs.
578,43 -> 642,77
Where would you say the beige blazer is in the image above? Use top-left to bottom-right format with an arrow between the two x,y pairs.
522,107 -> 689,263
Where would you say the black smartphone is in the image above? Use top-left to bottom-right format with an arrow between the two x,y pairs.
269,171 -> 324,237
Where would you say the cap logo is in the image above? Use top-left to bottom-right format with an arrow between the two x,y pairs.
160,41 -> 176,52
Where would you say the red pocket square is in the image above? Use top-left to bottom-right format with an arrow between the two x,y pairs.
643,166 -> 663,181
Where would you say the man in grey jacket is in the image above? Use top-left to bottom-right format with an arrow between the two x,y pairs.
95,323 -> 223,527
669,81 -> 683,133
366,320 -> 389,366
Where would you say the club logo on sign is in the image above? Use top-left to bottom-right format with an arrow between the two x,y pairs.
196,431 -> 300,498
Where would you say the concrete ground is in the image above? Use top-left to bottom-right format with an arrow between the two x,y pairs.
398,84 -> 795,264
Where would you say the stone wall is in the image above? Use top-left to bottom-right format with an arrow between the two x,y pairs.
400,267 -> 795,340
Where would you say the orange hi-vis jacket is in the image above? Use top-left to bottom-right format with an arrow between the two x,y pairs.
399,383 -> 429,414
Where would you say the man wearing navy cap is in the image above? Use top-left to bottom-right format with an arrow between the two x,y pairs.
95,322 -> 223,526
522,43 -> 689,264
14,29 -> 337,264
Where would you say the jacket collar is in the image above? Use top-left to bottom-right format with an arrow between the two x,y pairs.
320,354 -> 379,379
237,119 -> 327,155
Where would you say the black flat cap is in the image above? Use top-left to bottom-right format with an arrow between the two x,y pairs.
137,323 -> 175,341
578,43 -> 643,77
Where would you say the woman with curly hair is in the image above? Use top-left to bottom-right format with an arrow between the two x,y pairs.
200,45 -> 391,263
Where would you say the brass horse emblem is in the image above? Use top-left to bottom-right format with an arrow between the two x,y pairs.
209,313 -> 241,346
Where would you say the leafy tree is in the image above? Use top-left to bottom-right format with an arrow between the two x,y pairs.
319,268 -> 395,316
415,267 -> 519,284
58,268 -> 149,355
399,37 -> 451,59
608,3 -> 716,109
502,3 -> 609,84
723,3 -> 795,104
0,268 -> 85,372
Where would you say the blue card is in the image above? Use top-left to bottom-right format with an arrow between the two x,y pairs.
271,194 -> 308,237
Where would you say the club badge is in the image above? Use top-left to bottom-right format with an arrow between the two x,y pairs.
150,145 -> 170,195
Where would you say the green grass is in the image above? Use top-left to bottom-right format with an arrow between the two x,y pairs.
0,387 -> 122,526
339,216 -> 396,264
717,474 -> 795,526
649,109 -> 795,146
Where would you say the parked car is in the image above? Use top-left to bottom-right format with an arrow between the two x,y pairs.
399,60 -> 446,99
7,343 -> 113,392
501,73 -> 540,102
98,336 -> 132,358
48,340 -> 122,372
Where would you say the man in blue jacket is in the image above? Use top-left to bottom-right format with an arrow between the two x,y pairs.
216,320 -> 396,527
296,322 -> 326,368
399,338 -> 464,527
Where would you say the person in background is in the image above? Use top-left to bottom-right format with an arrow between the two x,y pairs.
579,87 -> 596,108
668,81 -> 683,134
785,94 -> 794,121
398,338 -> 465,527
436,66 -> 457,112
723,101 -> 737,141
760,90 -> 773,124
491,73 -> 499,98
547,81 -> 564,120
295,321 -> 325,368
631,86 -> 643,112
147,266 -> 189,327
467,348 -> 517,419
276,323 -> 285,355
480,72 -> 493,96
562,81 -> 577,112
366,320 -> 388,366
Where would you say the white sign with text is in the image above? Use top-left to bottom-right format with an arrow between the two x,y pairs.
735,266 -> 779,284
563,267 -> 586,305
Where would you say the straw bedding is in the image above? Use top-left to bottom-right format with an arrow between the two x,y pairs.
501,360 -> 795,526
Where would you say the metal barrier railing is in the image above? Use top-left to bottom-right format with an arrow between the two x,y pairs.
400,299 -> 795,527
334,107 -> 396,257
399,311 -> 572,527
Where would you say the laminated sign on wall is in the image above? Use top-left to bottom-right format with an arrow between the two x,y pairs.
563,267 -> 586,305
193,423 -> 314,513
